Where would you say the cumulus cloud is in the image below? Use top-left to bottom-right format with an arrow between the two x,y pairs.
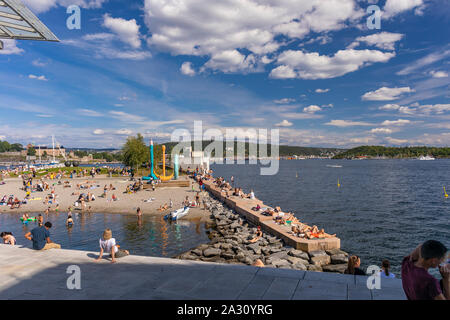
303,105 -> 322,113
362,86 -> 414,101
430,70 -> 448,78
270,49 -> 395,79
93,129 -> 105,135
180,62 -> 196,76
325,120 -> 372,127
143,0 -> 364,73
0,40 -> 24,55
381,119 -> 411,126
28,74 -> 48,81
349,32 -> 404,51
383,0 -> 425,19
379,103 -> 450,116
370,128 -> 393,134
275,120 -> 293,127
102,14 -> 142,48
273,98 -> 295,104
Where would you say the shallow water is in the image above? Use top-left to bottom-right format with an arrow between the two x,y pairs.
0,212 -> 210,258
211,159 -> 450,277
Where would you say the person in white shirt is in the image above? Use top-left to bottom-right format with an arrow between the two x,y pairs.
95,229 -> 129,263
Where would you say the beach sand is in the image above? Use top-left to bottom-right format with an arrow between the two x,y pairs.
0,175 -> 212,222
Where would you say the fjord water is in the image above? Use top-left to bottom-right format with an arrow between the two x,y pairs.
0,212 -> 210,258
211,159 -> 450,276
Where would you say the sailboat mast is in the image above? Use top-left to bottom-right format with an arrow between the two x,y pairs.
52,135 -> 55,162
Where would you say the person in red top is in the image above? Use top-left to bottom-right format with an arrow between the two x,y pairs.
401,240 -> 449,300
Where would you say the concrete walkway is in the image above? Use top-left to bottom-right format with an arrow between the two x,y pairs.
0,245 -> 406,300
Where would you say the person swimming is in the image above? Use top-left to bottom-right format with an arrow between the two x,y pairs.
66,214 -> 74,227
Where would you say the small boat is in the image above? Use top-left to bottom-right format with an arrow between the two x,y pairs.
326,165 -> 343,168
164,206 -> 190,221
418,155 -> 435,160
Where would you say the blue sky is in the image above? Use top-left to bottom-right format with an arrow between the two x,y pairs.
0,0 -> 449,148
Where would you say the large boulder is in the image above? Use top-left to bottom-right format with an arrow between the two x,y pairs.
310,255 -> 331,267
326,248 -> 349,256
308,250 -> 328,259
272,259 -> 291,268
322,264 -> 348,274
288,249 -> 310,260
292,263 -> 308,271
307,264 -> 323,272
269,251 -> 290,261
331,254 -> 348,265
203,248 -> 222,257
287,256 -> 309,266
191,248 -> 203,256
246,243 -> 262,255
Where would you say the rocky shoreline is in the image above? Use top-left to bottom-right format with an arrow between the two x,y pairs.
176,194 -> 351,273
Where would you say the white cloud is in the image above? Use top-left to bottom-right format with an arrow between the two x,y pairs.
362,86 -> 414,101
273,98 -> 295,104
350,32 -> 404,51
303,105 -> 322,113
143,0 -> 364,74
371,128 -> 393,134
275,120 -> 293,127
22,0 -> 108,14
383,0 -> 425,19
77,109 -> 103,117
115,128 -> 133,135
109,111 -> 146,123
271,49 -> 395,79
28,74 -> 48,81
315,88 -> 330,93
32,59 -> 48,67
180,62 -> 196,76
385,137 -> 409,145
325,120 -> 372,127
397,50 -> 450,76
0,40 -> 24,55
102,14 -> 142,48
93,129 -> 105,135
379,103 -> 401,110
381,119 -> 411,126
429,70 -> 448,78
379,103 -> 450,116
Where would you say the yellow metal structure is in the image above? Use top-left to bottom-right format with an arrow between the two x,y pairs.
154,145 -> 174,182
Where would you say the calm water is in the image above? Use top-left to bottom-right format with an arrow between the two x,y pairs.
0,212 -> 210,258
211,159 -> 450,276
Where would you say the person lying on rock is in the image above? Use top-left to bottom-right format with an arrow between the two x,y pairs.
248,226 -> 263,243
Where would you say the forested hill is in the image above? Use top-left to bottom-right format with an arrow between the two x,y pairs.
332,146 -> 450,159
163,141 -> 344,157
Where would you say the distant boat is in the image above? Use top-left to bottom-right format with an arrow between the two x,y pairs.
444,186 -> 449,198
327,165 -> 343,168
337,179 -> 341,188
418,155 -> 435,160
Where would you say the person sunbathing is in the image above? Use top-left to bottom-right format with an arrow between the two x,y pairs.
252,204 -> 261,211
248,226 -> 263,243
158,204 -> 168,211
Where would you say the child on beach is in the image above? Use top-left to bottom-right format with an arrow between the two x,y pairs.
95,229 -> 129,263
1,232 -> 16,245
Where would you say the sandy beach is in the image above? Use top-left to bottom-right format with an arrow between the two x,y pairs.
0,175 -> 212,222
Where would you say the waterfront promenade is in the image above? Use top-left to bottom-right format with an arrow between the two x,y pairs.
0,244 -> 405,300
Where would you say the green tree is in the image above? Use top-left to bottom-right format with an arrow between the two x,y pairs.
27,147 -> 36,156
122,133 -> 149,170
